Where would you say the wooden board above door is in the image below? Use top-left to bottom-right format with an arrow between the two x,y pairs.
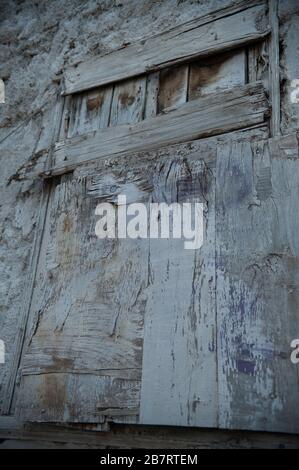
63,0 -> 269,95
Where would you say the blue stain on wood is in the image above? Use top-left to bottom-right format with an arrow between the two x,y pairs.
236,359 -> 255,375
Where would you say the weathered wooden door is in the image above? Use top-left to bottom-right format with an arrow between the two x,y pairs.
16,131 -> 299,433
17,140 -> 217,425
6,0 -> 299,433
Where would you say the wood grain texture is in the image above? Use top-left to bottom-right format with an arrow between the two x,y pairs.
18,142 -> 216,425
144,72 -> 160,119
16,127 -> 274,427
188,50 -> 246,99
1,420 -> 299,449
157,65 -> 189,113
140,156 -> 217,427
16,137 -> 219,424
49,82 -> 269,177
14,146 -> 154,422
17,174 -> 148,423
269,0 -> 280,135
2,98 -> 66,416
63,1 -> 269,95
66,86 -> 113,138
216,135 -> 299,433
248,41 -> 269,85
109,77 -> 146,126
269,133 -> 299,159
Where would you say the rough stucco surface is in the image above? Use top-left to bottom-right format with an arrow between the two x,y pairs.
0,0 -> 298,443
279,0 -> 299,132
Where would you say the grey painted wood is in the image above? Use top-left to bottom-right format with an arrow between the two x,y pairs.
17,174 -> 148,423
1,419 -> 299,449
216,135 -> 299,433
157,64 -> 189,114
188,50 -> 246,99
49,82 -> 268,177
16,124 -> 271,427
269,0 -> 281,135
2,98 -> 65,415
140,154 -> 217,427
59,95 -> 72,140
16,138 -> 216,424
67,86 -> 113,138
248,41 -> 269,85
109,77 -> 146,126
269,132 -> 299,159
139,127 -> 268,429
144,72 -> 160,119
63,1 -> 269,95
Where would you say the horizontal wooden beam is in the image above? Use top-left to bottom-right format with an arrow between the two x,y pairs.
63,0 -> 269,95
1,421 -> 299,449
47,82 -> 269,176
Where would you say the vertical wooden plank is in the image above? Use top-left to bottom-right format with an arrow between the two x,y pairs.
247,42 -> 269,85
216,137 -> 299,433
157,65 -> 189,114
67,86 -> 113,138
188,50 -> 246,100
3,96 -> 65,415
216,140 -> 263,431
59,95 -> 72,140
16,161 -> 151,423
269,0 -> 281,135
140,154 -> 217,427
4,185 -> 52,415
144,72 -> 160,119
109,76 -> 146,126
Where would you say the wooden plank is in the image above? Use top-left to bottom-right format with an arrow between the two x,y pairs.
269,132 -> 299,159
15,131 -> 267,425
18,374 -> 140,423
1,421 -> 299,449
0,417 -> 20,432
73,126 -> 269,183
157,65 -> 188,113
269,0 -> 280,135
17,170 -> 150,422
137,127 -> 268,429
17,140 -> 204,424
63,1 -> 269,95
144,72 -> 160,119
188,50 -> 246,99
109,77 -> 146,126
9,125 -> 269,184
216,136 -> 299,433
59,95 -> 72,140
140,155 -> 217,427
67,86 -> 113,138
49,82 -> 268,177
2,97 -> 65,416
12,127 -> 268,425
247,41 -> 269,85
